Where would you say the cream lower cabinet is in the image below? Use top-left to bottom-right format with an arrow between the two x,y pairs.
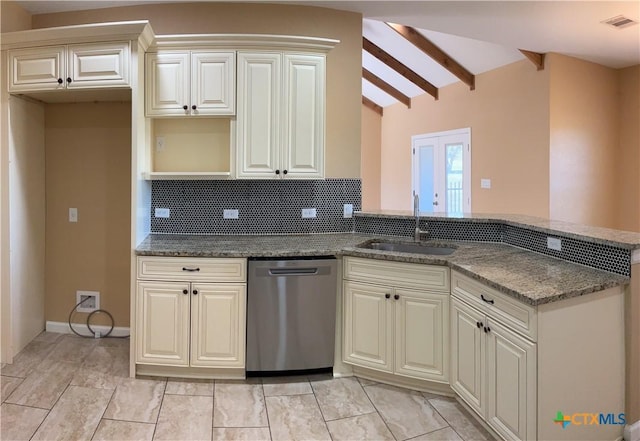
136,257 -> 246,371
343,257 -> 449,383
451,270 -> 626,441
451,296 -> 536,441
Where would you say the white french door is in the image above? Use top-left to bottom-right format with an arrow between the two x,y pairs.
412,128 -> 471,214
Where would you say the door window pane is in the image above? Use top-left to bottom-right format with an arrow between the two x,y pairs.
446,143 -> 463,214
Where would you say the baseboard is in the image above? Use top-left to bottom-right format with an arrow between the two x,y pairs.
46,321 -> 130,338
625,420 -> 640,441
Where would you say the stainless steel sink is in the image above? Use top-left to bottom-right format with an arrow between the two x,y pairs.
357,240 -> 457,255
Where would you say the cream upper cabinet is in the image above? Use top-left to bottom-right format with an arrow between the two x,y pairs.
136,257 -> 247,371
9,42 -> 130,92
281,54 -> 325,177
145,51 -> 236,117
343,257 -> 450,383
235,52 -> 281,177
236,51 -> 325,179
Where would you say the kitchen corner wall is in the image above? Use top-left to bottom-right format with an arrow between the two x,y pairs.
549,53 -> 620,229
0,1 -> 32,32
361,105 -> 382,211
378,58 -> 551,217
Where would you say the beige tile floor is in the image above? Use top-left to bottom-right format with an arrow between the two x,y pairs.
1,332 -> 494,441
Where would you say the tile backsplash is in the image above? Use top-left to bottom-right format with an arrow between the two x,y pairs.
151,179 -> 361,235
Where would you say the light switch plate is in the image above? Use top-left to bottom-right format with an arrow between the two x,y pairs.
343,204 -> 353,218
155,208 -> 170,218
302,208 -> 317,218
156,136 -> 165,152
481,178 -> 491,189
547,237 -> 562,251
69,208 -> 78,222
223,209 -> 239,219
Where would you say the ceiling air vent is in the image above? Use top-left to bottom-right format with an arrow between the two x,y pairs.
601,15 -> 638,29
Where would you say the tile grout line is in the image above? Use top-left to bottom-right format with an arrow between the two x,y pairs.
88,387 -> 116,441
27,380 -> 73,441
309,379 -> 335,440
261,380 -> 275,441
360,382 -> 400,441
424,396 -> 469,441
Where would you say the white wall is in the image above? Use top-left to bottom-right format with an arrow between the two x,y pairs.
8,95 -> 46,356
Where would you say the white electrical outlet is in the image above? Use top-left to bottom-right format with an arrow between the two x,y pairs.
302,208 -> 317,218
69,208 -> 78,222
155,208 -> 170,218
156,136 -> 165,152
76,291 -> 100,313
223,209 -> 239,219
481,178 -> 492,189
343,204 -> 353,218
547,237 -> 562,251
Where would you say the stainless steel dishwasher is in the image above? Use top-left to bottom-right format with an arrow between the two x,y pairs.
246,257 -> 337,374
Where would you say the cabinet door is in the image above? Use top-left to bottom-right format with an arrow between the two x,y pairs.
136,281 -> 190,366
450,297 -> 485,415
281,54 -> 325,178
486,319 -> 537,441
191,51 -> 235,115
236,52 -> 281,178
8,46 -> 66,92
146,52 -> 190,116
190,283 -> 246,368
395,288 -> 448,382
343,281 -> 393,373
67,42 -> 129,89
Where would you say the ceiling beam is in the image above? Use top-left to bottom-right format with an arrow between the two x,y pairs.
363,37 -> 438,100
387,23 -> 475,91
362,96 -> 383,116
519,49 -> 545,70
362,68 -> 411,108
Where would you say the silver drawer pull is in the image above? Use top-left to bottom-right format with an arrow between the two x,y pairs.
182,267 -> 200,272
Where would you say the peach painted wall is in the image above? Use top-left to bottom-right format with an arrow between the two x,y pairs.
616,65 -> 640,233
45,103 -> 131,327
361,104 -> 382,210
549,53 -> 619,229
0,1 -> 31,32
32,2 -> 362,178
379,59 -> 550,216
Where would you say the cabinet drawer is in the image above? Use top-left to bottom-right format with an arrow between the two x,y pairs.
451,271 -> 537,341
344,257 -> 449,292
138,257 -> 246,282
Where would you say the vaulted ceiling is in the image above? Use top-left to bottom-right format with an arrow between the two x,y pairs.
13,1 -> 640,111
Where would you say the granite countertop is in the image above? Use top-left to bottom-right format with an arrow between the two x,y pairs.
136,233 -> 629,306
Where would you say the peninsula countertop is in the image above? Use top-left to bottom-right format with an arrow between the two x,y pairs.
135,233 -> 629,306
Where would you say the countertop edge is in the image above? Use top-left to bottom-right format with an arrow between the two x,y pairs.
135,235 -> 630,308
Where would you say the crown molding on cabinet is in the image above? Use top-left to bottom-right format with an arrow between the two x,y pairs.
150,34 -> 340,52
1,20 -> 155,51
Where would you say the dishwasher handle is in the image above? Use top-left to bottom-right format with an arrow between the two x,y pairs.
268,267 -> 319,276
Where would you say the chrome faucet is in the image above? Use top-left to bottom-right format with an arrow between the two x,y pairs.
413,194 -> 429,242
